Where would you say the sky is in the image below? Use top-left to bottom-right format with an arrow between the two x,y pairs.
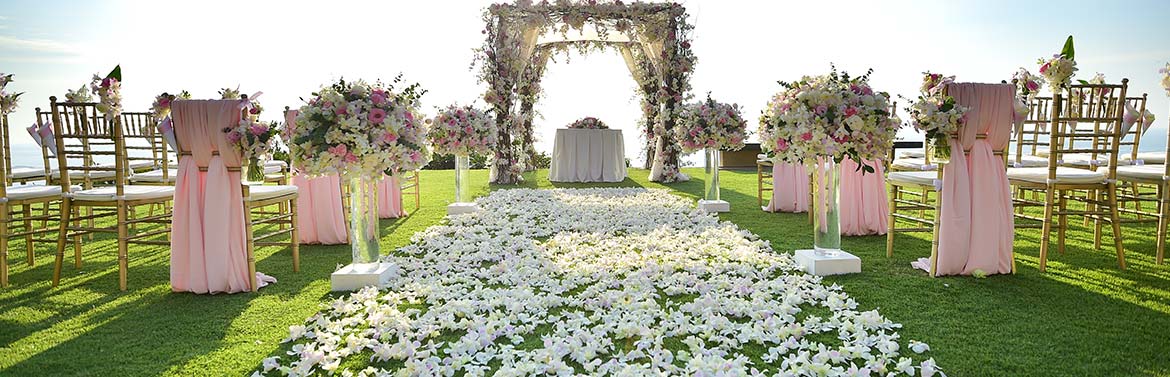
1,0 -> 1168,167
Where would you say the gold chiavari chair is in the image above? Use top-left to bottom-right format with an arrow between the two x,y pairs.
7,108 -> 56,186
1010,96 -> 1054,168
756,155 -> 773,209
121,112 -> 175,186
48,97 -> 175,291
1006,80 -> 1129,271
1114,101 -> 1168,264
400,170 -> 421,213
0,111 -> 70,287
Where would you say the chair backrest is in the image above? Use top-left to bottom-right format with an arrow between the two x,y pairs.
0,113 -> 9,191
951,83 -> 1015,154
121,112 -> 166,172
1013,96 -> 1053,160
1119,94 -> 1149,162
49,96 -> 126,192
33,108 -> 59,181
171,99 -> 244,170
1048,79 -> 1128,179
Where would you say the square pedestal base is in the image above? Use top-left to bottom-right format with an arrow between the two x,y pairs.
698,199 -> 730,213
447,202 -> 480,215
331,262 -> 398,291
794,249 -> 861,276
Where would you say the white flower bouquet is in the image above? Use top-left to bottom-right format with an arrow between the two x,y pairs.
567,116 -> 608,129
89,65 -> 122,118
427,104 -> 497,157
0,73 -> 21,115
903,72 -> 969,160
1038,36 -> 1078,91
675,94 -> 747,153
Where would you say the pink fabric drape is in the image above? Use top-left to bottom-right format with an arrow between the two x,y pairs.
839,158 -> 889,236
292,174 -> 348,245
764,162 -> 809,213
170,100 -> 256,294
378,175 -> 407,218
917,83 -> 1015,276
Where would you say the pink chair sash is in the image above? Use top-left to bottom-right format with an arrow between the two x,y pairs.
917,83 -> 1015,276
170,100 -> 257,294
292,174 -> 348,245
378,175 -> 407,218
764,162 -> 809,213
839,158 -> 889,236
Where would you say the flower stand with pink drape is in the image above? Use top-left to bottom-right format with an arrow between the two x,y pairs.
170,100 -> 274,294
839,158 -> 889,236
764,162 -> 809,213
912,83 -> 1015,276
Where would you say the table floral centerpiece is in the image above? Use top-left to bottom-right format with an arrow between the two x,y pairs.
428,104 -> 497,210
568,116 -> 608,129
675,94 -> 746,212
288,77 -> 428,268
759,66 -> 899,256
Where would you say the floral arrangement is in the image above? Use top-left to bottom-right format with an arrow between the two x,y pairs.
902,72 -> 969,160
220,87 -> 263,116
64,85 -> 92,103
289,77 -> 429,177
225,118 -> 281,181
567,116 -> 608,130
150,90 -> 191,119
89,65 -> 122,118
427,104 -> 498,156
1037,36 -> 1078,91
1161,62 -> 1170,96
675,94 -> 747,153
1011,67 -> 1042,100
258,188 -> 941,377
0,73 -> 21,115
219,86 -> 241,100
759,66 -> 900,173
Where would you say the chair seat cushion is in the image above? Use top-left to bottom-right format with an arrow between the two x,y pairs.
892,158 -> 937,171
898,150 -> 925,158
1060,153 -> 1109,167
11,167 -> 48,179
264,160 -> 288,168
1116,165 -> 1168,181
5,185 -> 72,201
71,186 -> 174,202
246,185 -> 297,201
1007,154 -> 1049,167
1122,152 -> 1167,165
128,161 -> 155,170
1007,167 -> 1106,184
1034,149 -> 1051,157
130,168 -> 178,183
888,171 -> 937,187
67,170 -> 116,180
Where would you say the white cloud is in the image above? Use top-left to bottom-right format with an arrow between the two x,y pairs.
0,35 -> 76,53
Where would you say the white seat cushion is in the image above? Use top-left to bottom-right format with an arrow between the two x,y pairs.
11,167 -> 48,179
5,185 -> 72,201
1007,167 -> 1106,185
1116,165 -> 1168,182
130,168 -> 178,183
892,158 -> 937,171
263,165 -> 283,174
67,169 -> 117,180
1034,149 -> 1051,157
1122,152 -> 1166,165
70,185 -> 174,202
1059,153 -> 1108,167
1007,154 -> 1049,167
264,160 -> 288,168
246,185 -> 297,201
888,171 -> 937,187
127,161 -> 155,170
898,150 -> 925,158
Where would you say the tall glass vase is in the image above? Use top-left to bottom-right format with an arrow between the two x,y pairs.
348,177 -> 380,270
455,154 -> 470,203
241,156 -> 266,184
704,147 -> 720,201
812,158 -> 841,256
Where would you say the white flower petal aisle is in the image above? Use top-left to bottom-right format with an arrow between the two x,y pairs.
260,188 -> 941,376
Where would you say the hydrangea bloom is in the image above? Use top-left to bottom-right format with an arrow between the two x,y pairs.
257,188 -> 939,376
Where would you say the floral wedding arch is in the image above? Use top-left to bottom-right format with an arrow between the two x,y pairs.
475,0 -> 696,184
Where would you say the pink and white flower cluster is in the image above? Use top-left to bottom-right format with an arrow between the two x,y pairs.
904,72 -> 969,157
567,116 -> 608,130
1159,62 -> 1169,97
150,90 -> 191,119
427,104 -> 497,157
1037,54 -> 1077,91
89,70 -> 122,118
675,95 -> 747,153
759,68 -> 899,169
289,78 -> 429,178
0,73 -> 20,115
1011,67 -> 1042,100
226,119 -> 280,161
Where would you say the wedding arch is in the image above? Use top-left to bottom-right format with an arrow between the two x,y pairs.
474,0 -> 696,184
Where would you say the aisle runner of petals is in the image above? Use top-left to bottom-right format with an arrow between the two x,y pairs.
259,188 -> 940,376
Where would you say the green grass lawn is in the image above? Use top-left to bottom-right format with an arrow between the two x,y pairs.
1,168 -> 1168,376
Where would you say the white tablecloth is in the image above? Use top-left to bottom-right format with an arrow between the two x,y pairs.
549,128 -> 627,182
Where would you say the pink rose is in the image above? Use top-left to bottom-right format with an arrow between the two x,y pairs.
383,132 -> 399,143
1039,62 -> 1050,74
777,139 -> 789,151
371,92 -> 387,105
335,105 -> 347,116
801,132 -> 813,141
249,123 -> 267,136
328,144 -> 348,157
368,108 -> 387,124
815,105 -> 828,115
1025,81 -> 1039,91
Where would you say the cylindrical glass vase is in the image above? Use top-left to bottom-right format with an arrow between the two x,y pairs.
705,147 -> 720,201
241,156 -> 266,184
812,158 -> 841,256
455,154 -> 470,203
348,177 -> 380,269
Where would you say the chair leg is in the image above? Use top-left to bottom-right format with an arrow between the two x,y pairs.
23,205 -> 33,266
1083,189 -> 1094,227
1094,189 -> 1104,250
1,205 -> 9,288
1132,182 -> 1144,221
73,206 -> 82,269
1106,184 -> 1126,270
1157,184 -> 1167,265
290,198 -> 300,273
1057,190 -> 1067,255
1039,187 -> 1056,272
117,204 -> 129,291
244,201 -> 257,292
886,184 -> 897,258
52,198 -> 72,287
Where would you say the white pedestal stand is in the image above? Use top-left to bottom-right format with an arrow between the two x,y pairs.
699,199 -> 730,213
794,249 -> 861,276
447,202 -> 480,215
331,262 -> 399,291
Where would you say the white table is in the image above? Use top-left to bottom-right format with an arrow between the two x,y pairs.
549,128 -> 627,182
